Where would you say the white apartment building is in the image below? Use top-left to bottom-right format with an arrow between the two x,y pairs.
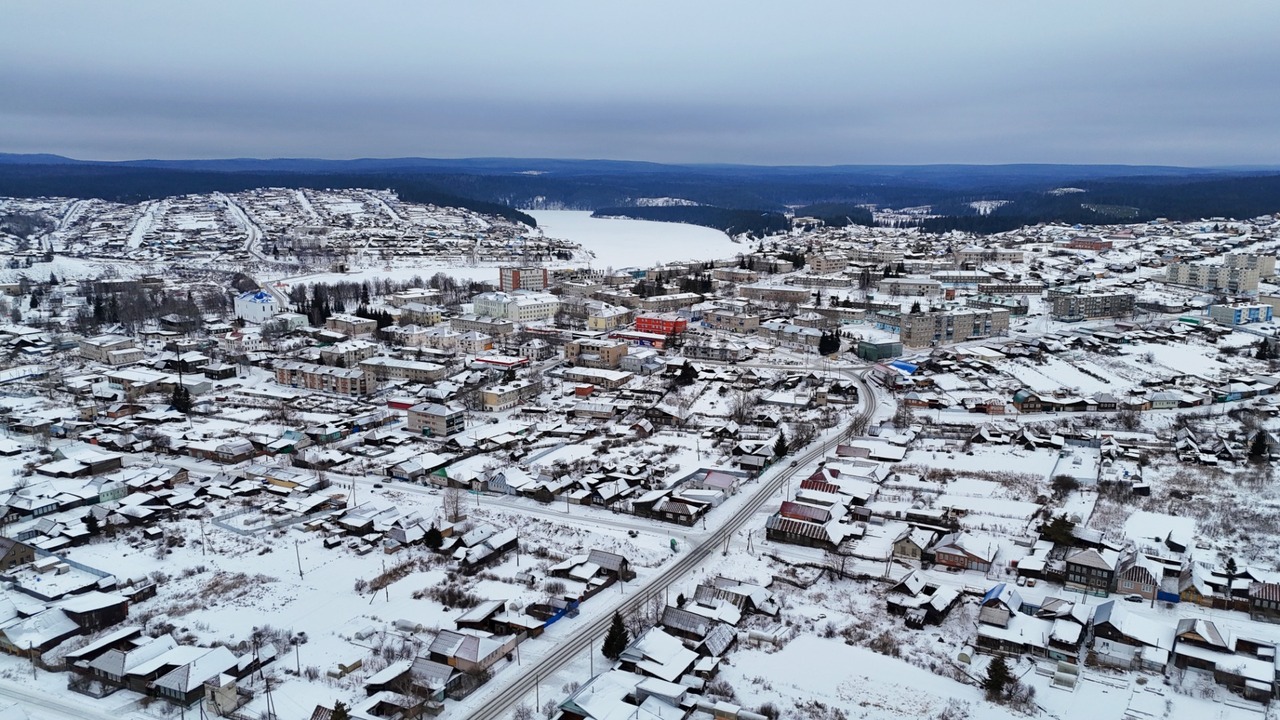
471,291 -> 560,323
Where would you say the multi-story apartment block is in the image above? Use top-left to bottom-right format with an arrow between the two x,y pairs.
458,331 -> 493,354
78,335 -> 144,366
704,309 -> 761,333
806,252 -> 848,274
635,293 -> 703,313
634,313 -> 688,336
968,295 -> 1029,317
847,247 -> 905,265
876,308 -> 1010,348
877,278 -> 943,297
319,339 -> 379,367
739,284 -> 811,305
407,403 -> 466,437
1047,291 -> 1136,321
481,378 -> 543,411
1225,253 -> 1277,278
399,302 -> 445,327
359,357 -> 449,383
326,314 -> 378,336
1165,263 -> 1260,294
471,291 -> 560,322
1209,303 -> 1274,325
711,267 -> 759,283
274,361 -> 374,395
451,315 -> 516,336
956,246 -> 1026,266
387,288 -> 442,307
1066,236 -> 1114,252
684,342 -> 750,362
565,339 -> 629,369
498,266 -> 551,293
382,324 -> 434,348
976,282 -> 1046,295
586,303 -> 633,331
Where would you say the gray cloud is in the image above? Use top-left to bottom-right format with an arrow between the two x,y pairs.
2,1 -> 1278,164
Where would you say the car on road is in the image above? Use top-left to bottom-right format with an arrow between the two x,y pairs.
1124,594 -> 1144,603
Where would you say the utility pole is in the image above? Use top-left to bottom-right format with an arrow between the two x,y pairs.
294,540 -> 304,579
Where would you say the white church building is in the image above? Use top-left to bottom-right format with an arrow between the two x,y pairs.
234,290 -> 279,324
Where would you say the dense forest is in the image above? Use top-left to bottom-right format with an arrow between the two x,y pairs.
792,202 -> 876,228
918,175 -> 1280,234
592,206 -> 789,237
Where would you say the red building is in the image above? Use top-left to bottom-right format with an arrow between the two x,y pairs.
1066,237 -> 1114,252
635,313 -> 688,336
498,266 -> 550,292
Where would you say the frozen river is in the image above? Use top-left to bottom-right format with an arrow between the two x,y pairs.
528,209 -> 746,270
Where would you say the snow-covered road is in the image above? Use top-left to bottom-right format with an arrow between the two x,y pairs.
462,370 -> 880,719
0,676 -> 148,720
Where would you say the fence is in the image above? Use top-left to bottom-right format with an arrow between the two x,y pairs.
210,505 -> 336,537
32,547 -> 113,578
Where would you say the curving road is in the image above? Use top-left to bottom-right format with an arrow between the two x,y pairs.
463,371 -> 878,720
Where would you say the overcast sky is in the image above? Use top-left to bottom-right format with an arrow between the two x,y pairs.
3,1 -> 1278,166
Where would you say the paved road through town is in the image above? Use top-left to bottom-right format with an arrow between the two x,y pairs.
462,371 -> 878,720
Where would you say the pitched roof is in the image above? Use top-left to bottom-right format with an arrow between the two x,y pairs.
152,646 -> 238,693
660,606 -> 712,638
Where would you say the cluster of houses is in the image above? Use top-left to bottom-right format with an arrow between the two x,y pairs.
876,501 -> 1280,703
871,318 -> 1280,420
554,575 -> 778,720
967,582 -> 1280,703
0,530 -> 270,712
39,188 -> 551,268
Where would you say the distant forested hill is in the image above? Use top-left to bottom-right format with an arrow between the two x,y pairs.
1,155 -> 1278,234
0,164 -> 538,227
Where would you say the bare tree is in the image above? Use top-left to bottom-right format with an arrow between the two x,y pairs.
442,486 -> 465,523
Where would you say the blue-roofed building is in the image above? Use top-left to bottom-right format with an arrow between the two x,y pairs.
233,290 -> 279,324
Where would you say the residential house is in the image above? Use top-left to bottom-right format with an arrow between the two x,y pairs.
617,628 -> 697,683
892,527 -> 937,561
885,570 -> 960,627
0,538 -> 34,572
1249,582 -> 1280,624
931,532 -> 998,573
427,629 -> 519,675
1116,555 -> 1161,601
1065,548 -> 1123,596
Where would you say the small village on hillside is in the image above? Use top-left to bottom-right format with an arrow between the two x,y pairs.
1,192 -> 1280,720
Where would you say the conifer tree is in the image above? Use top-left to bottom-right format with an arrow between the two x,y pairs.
984,655 -> 1011,701
603,611 -> 629,660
